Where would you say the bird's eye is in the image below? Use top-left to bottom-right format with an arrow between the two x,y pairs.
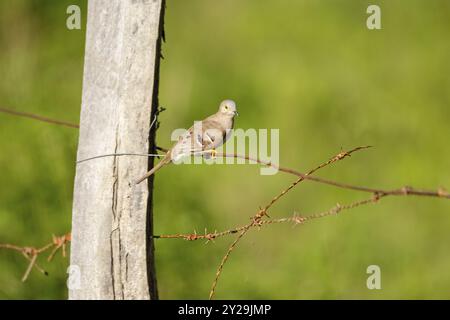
224,105 -> 229,110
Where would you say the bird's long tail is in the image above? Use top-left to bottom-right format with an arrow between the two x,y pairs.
135,151 -> 171,184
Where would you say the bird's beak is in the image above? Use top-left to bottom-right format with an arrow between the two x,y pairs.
234,111 -> 239,116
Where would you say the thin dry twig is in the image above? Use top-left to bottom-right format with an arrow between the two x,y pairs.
0,233 -> 71,281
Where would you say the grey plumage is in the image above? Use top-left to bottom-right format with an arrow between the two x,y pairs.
135,100 -> 238,184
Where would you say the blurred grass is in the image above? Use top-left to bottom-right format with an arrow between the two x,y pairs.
0,0 -> 449,299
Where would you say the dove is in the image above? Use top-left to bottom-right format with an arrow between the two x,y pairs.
135,99 -> 238,184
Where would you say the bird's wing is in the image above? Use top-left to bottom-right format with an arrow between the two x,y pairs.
201,119 -> 227,150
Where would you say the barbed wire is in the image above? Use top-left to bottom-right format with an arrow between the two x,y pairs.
0,233 -> 71,282
208,146 -> 371,299
152,146 -> 449,299
0,106 -> 79,128
212,151 -> 450,199
154,188 -> 381,241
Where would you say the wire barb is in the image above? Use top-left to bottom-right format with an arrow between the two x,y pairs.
0,233 -> 71,282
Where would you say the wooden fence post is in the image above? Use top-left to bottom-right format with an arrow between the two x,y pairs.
70,0 -> 164,299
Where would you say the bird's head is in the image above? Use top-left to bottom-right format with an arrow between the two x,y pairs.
218,99 -> 238,117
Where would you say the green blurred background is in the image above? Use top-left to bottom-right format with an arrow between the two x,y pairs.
1,0 -> 449,299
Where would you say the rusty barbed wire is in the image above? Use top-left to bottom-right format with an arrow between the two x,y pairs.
153,197 -> 379,242
207,146 -> 372,299
0,233 -> 71,282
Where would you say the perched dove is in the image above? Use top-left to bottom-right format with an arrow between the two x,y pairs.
135,99 -> 238,184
